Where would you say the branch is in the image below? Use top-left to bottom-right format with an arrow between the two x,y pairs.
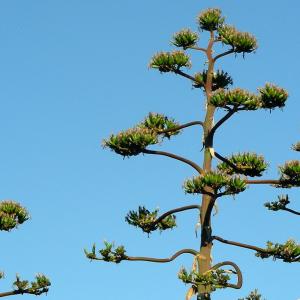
213,49 -> 235,61
0,288 -> 48,298
142,149 -> 204,175
188,46 -> 207,53
158,121 -> 204,134
214,151 -> 240,172
212,236 -> 267,253
282,207 -> 300,216
246,179 -> 281,185
211,261 -> 243,289
92,248 -> 198,263
152,204 -> 201,227
174,69 -> 197,82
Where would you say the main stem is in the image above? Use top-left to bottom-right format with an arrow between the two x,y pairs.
197,32 -> 216,300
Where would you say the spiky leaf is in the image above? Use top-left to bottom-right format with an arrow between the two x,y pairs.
193,70 -> 233,90
278,160 -> 300,187
258,83 -> 288,110
172,29 -> 198,49
197,8 -> 224,31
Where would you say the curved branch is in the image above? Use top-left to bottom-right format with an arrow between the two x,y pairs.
213,49 -> 235,61
174,69 -> 197,82
125,248 -> 198,263
211,260 -> 243,289
206,109 -> 237,147
158,121 -> 204,135
214,151 -> 240,172
0,288 -> 48,298
152,205 -> 201,228
212,235 -> 267,253
142,149 -> 204,175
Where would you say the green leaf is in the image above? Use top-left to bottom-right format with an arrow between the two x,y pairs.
172,29 -> 198,49
258,83 -> 288,110
197,8 -> 225,31
278,160 -> 300,187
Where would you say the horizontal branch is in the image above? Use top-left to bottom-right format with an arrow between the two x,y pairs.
142,149 -> 204,175
158,121 -> 204,134
212,235 -> 267,253
0,288 -> 48,298
246,179 -> 280,185
213,49 -> 235,61
152,205 -> 201,228
188,46 -> 207,53
211,260 -> 243,289
174,69 -> 197,82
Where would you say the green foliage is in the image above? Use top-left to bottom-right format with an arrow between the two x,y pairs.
13,274 -> 50,295
197,8 -> 224,31
85,241 -> 127,263
183,172 -> 246,197
103,128 -> 158,157
125,206 -> 176,234
172,29 -> 198,49
258,83 -> 288,110
210,88 -> 260,110
264,194 -> 290,211
278,160 -> 300,187
0,201 -> 29,231
292,141 -> 300,152
193,70 -> 233,91
217,152 -> 268,177
255,240 -> 300,262
149,51 -> 191,72
178,267 -> 230,291
139,112 -> 180,139
238,289 -> 264,300
218,25 -> 257,53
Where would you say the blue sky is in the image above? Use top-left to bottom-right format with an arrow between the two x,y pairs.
0,1 -> 299,299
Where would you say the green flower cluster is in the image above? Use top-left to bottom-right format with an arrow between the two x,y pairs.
0,201 -> 29,231
197,8 -> 224,31
279,160 -> 300,187
259,83 -> 288,109
149,51 -> 191,72
292,142 -> 300,152
210,84 -> 288,111
264,195 -> 290,211
172,29 -> 199,49
217,152 -> 268,177
238,289 -> 264,300
218,25 -> 257,53
84,242 -> 126,263
125,206 -> 176,234
103,113 -> 180,157
140,112 -> 180,139
178,267 -> 230,291
183,172 -> 246,197
255,240 -> 300,262
13,274 -> 51,296
193,70 -> 233,91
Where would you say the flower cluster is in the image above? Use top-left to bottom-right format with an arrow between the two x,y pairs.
217,152 -> 268,177
0,201 -> 29,231
172,29 -> 198,49
183,172 -> 246,197
178,267 -> 230,291
125,206 -> 176,234
193,70 -> 233,91
84,242 -> 127,263
13,274 -> 51,296
197,8 -> 224,31
149,51 -> 191,72
238,289 -> 264,300
210,84 -> 288,111
218,25 -> 257,53
292,141 -> 300,152
255,240 -> 300,262
264,194 -> 290,211
278,160 -> 300,187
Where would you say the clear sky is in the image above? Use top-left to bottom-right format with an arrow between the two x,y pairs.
0,1 -> 299,299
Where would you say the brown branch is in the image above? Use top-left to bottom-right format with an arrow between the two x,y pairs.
213,49 -> 235,61
142,149 -> 204,175
188,46 -> 207,53
0,288 -> 48,298
211,261 -> 243,289
246,179 -> 281,185
214,151 -> 240,172
152,205 -> 201,227
212,235 -> 267,253
158,121 -> 204,134
174,69 -> 197,82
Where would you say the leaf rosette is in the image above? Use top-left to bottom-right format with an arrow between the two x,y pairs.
172,29 -> 198,49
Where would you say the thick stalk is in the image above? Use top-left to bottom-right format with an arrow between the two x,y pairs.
197,31 -> 216,300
